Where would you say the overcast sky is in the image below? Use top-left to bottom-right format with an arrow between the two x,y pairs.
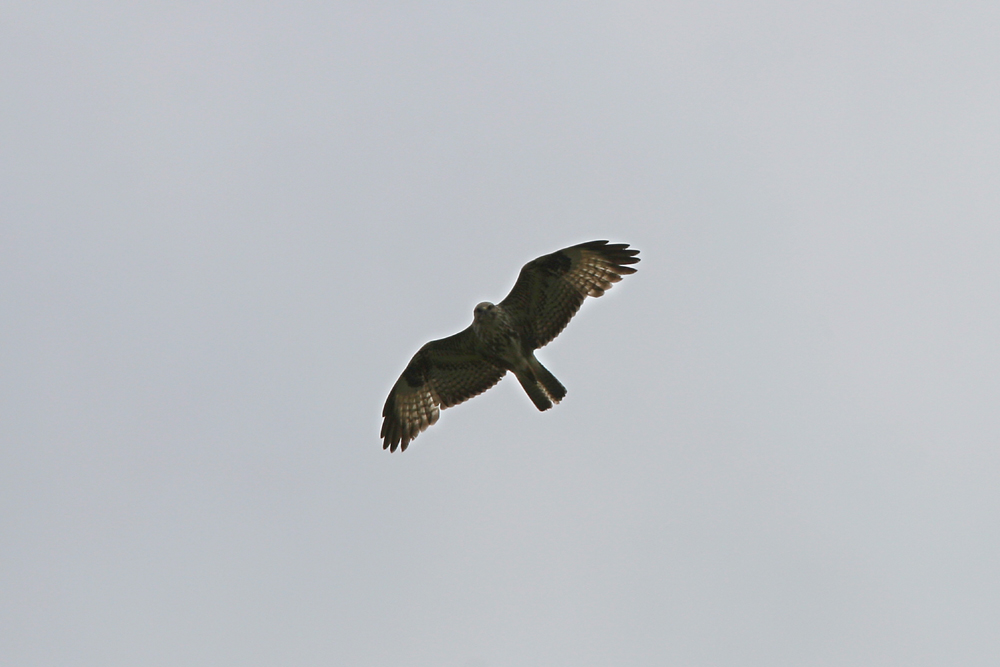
3,2 -> 999,666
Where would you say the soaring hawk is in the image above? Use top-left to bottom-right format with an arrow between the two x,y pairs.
381,240 -> 640,452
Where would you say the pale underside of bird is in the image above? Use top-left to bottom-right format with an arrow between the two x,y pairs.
381,240 -> 640,452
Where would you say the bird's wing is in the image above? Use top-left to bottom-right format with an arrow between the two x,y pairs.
498,240 -> 639,349
381,327 -> 506,452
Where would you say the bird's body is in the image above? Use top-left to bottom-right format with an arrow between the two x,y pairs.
471,300 -> 567,412
381,240 -> 639,452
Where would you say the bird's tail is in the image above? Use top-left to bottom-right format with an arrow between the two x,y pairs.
515,357 -> 567,412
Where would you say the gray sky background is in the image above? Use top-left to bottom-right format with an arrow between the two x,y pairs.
3,2 -> 999,666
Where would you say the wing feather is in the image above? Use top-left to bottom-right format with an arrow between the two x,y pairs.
498,240 -> 639,349
381,327 -> 505,452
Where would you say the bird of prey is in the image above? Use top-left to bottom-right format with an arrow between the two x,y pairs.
381,240 -> 639,452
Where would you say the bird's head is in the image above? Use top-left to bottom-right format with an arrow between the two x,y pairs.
473,302 -> 496,322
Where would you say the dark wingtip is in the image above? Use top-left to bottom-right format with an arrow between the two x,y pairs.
383,431 -> 407,453
381,408 -> 405,452
590,241 -> 641,270
381,422 -> 410,452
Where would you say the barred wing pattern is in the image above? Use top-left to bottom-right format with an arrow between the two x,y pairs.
498,240 -> 639,349
381,328 -> 505,452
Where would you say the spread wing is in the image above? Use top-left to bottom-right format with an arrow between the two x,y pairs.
498,240 -> 640,349
381,327 -> 506,452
